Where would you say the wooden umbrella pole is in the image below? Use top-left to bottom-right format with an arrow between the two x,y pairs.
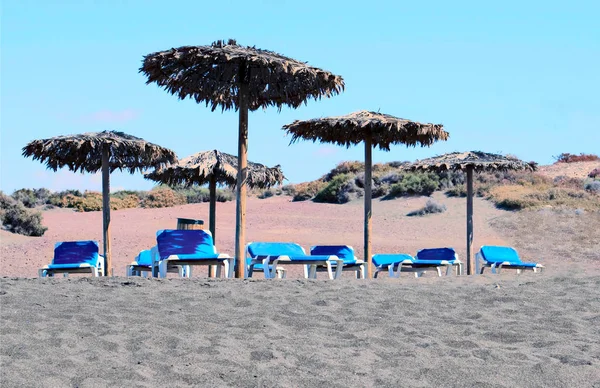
235,82 -> 249,279
209,174 -> 217,278
364,135 -> 373,278
466,165 -> 474,275
101,145 -> 112,276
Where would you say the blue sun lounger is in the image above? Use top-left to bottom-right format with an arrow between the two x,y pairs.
310,245 -> 366,279
476,246 -> 544,274
372,248 -> 462,278
154,229 -> 233,278
126,249 -> 189,278
246,242 -> 344,279
39,240 -> 104,277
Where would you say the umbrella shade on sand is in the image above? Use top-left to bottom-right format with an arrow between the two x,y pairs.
404,151 -> 535,275
22,130 -> 177,275
140,39 -> 344,278
283,110 -> 449,278
144,149 -> 285,243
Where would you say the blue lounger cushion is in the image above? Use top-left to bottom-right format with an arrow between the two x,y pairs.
156,229 -> 219,260
414,247 -> 459,264
310,245 -> 357,265
134,249 -> 153,267
372,253 -> 415,268
479,246 -> 538,268
247,242 -> 332,262
46,241 -> 100,269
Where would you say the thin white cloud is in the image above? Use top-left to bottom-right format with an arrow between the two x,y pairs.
313,146 -> 338,157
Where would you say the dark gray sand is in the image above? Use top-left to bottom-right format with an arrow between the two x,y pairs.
2,274 -> 599,387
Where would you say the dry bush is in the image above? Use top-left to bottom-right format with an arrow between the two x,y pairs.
553,153 -> 600,163
1,192 -> 47,236
288,180 -> 327,202
323,161 -> 364,181
589,168 -> 600,179
141,188 -> 187,208
489,185 -> 600,211
407,199 -> 447,217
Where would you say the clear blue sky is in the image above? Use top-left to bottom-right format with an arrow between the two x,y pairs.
1,0 -> 599,194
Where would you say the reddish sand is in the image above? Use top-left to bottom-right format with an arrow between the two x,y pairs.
1,193 -> 514,277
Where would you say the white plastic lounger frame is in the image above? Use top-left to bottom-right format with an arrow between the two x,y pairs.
158,253 -> 232,279
310,245 -> 366,279
475,246 -> 544,275
475,253 -> 545,274
39,261 -> 105,278
250,255 -> 344,279
126,248 -> 189,278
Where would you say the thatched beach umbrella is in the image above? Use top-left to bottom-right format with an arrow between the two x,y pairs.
144,149 -> 285,243
140,39 -> 344,278
405,151 -> 535,275
22,130 -> 177,275
283,110 -> 449,278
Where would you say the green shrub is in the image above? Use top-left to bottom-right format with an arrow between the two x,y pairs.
11,188 -> 52,208
314,174 -> 353,204
372,183 -> 390,198
1,192 -> 47,236
386,173 -> 440,198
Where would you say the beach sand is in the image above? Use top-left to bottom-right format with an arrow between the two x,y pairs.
2,193 -> 600,386
1,274 -> 599,387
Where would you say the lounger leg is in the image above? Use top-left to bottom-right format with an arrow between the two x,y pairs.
325,262 -> 334,280
303,265 -> 309,279
436,267 -> 442,277
276,268 -> 286,279
38,269 -> 45,278
222,261 -> 230,278
159,260 -> 168,278
215,263 -> 222,278
247,264 -> 255,278
389,264 -> 400,278
91,268 -> 99,277
334,261 -> 343,279
263,258 -> 274,279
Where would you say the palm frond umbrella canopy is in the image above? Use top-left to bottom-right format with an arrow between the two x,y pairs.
22,130 -> 177,275
144,149 -> 285,242
283,110 -> 449,278
404,151 -> 535,275
140,39 -> 344,278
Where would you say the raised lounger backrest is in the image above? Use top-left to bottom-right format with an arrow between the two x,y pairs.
247,242 -> 306,258
311,245 -> 355,264
53,241 -> 99,265
415,247 -> 457,261
480,246 -> 521,264
372,254 -> 414,267
156,229 -> 216,259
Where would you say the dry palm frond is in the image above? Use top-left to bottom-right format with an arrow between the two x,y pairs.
405,151 -> 536,172
145,150 -> 284,189
140,39 -> 345,112
22,130 -> 177,174
283,110 -> 448,151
